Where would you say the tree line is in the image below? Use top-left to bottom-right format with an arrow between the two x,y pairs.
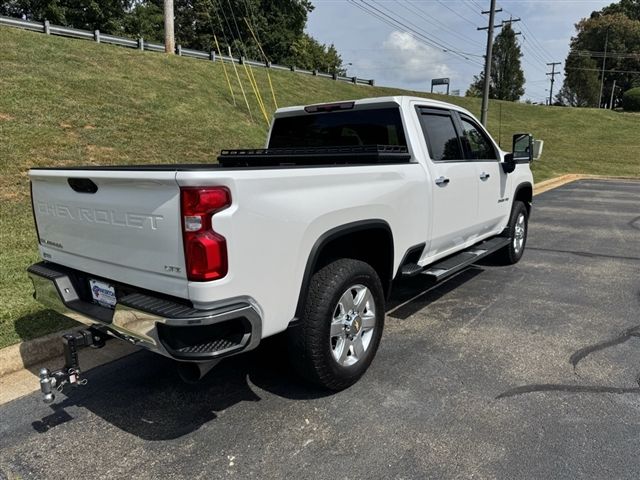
0,0 -> 346,74
557,0 -> 640,108
465,0 -> 640,108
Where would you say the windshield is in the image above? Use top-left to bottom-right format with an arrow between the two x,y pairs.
268,107 -> 407,148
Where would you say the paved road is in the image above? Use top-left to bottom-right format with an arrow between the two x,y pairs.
1,179 -> 638,479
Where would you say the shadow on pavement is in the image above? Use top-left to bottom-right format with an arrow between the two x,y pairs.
29,334 -> 332,441
496,324 -> 640,399
27,268 -> 489,441
388,267 -> 485,320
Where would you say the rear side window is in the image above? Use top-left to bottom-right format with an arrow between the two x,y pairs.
418,113 -> 463,161
460,117 -> 497,160
268,108 -> 407,148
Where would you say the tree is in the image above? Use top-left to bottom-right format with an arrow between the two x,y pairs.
600,0 -> 640,21
0,1 -> 131,33
0,1 -> 344,72
289,33 -> 343,73
622,86 -> 640,110
124,0 -> 164,42
466,24 -> 525,101
558,2 -> 640,108
555,53 -> 600,106
465,73 -> 484,97
144,0 -> 342,71
491,24 -> 525,100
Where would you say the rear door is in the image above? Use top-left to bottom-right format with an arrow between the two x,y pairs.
30,169 -> 188,297
456,113 -> 511,235
416,107 -> 479,257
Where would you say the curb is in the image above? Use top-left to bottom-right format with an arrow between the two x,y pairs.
0,336 -> 136,405
533,173 -> 640,196
0,328 -> 79,378
533,174 -> 584,195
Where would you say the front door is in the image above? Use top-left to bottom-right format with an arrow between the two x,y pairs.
417,108 -> 479,257
457,114 -> 511,235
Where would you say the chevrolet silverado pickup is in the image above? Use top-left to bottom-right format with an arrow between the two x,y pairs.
28,96 -> 534,393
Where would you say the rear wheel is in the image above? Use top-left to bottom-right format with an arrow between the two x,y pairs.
494,201 -> 529,265
287,259 -> 385,391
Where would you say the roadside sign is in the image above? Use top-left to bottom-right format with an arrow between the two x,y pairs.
431,78 -> 450,95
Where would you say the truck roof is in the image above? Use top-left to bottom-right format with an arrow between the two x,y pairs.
274,95 -> 475,119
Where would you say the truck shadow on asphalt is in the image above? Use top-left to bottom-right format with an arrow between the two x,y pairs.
387,267 -> 484,320
30,336 -> 322,440
496,324 -> 640,399
28,267 -> 487,441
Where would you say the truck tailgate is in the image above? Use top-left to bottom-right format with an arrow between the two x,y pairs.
30,169 -> 188,297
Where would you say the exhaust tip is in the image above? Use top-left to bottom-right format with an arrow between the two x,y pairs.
176,360 -> 220,383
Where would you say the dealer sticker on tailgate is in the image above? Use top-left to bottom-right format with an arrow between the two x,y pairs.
89,279 -> 117,309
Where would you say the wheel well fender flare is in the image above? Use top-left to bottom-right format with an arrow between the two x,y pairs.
293,219 -> 394,321
513,182 -> 533,212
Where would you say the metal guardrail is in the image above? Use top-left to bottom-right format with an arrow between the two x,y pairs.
0,15 -> 375,86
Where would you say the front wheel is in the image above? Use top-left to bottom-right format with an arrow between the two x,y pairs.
287,259 -> 385,391
493,200 -> 529,265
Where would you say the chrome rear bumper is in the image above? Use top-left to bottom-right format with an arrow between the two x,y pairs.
28,262 -> 262,362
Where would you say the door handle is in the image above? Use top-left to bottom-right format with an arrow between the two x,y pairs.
435,176 -> 450,186
479,172 -> 491,181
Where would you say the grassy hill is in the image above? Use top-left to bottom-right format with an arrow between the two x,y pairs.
0,26 -> 638,348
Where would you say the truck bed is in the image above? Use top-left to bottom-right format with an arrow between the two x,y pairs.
30,145 -> 411,171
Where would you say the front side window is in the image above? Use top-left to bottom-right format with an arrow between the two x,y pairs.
268,108 -> 407,148
419,113 -> 463,161
460,117 -> 497,160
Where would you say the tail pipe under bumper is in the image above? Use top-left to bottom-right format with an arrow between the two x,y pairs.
27,262 -> 262,363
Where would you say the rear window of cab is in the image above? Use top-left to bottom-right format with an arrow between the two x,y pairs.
269,108 -> 407,148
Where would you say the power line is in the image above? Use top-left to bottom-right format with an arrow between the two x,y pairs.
573,50 -> 640,59
401,1 -> 481,46
462,0 -> 488,20
519,20 -> 555,59
498,3 -> 555,60
368,0 -> 483,59
566,67 -> 640,74
224,0 -> 244,47
434,0 -> 479,27
212,0 -> 235,46
518,32 -> 549,65
348,0 -> 484,67
520,35 -> 551,72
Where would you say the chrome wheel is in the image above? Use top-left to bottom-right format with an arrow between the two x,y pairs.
330,284 -> 377,367
513,212 -> 526,254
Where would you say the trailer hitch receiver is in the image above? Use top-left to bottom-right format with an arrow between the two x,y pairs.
38,328 -> 107,404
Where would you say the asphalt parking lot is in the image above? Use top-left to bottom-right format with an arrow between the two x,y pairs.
1,179 -> 638,479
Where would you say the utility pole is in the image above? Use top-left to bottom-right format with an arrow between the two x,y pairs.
597,28 -> 609,108
546,62 -> 561,106
164,0 -> 175,54
477,8 -> 521,125
609,79 -> 617,109
478,0 -> 501,126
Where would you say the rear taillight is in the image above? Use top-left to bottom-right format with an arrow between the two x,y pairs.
180,186 -> 231,281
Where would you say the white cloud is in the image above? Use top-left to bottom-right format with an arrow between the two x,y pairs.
379,31 -> 455,85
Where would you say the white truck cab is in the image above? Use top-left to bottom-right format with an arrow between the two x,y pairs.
28,96 -> 534,396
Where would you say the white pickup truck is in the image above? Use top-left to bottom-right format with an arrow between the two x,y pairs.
28,96 -> 534,393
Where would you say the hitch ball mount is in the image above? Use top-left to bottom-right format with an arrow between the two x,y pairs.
39,328 -> 108,403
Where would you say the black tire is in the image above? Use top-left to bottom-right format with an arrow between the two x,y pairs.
287,259 -> 385,391
493,200 -> 529,265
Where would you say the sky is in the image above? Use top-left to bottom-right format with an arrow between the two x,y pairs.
306,0 -> 613,102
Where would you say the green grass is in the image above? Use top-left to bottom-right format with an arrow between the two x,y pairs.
0,26 -> 638,349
